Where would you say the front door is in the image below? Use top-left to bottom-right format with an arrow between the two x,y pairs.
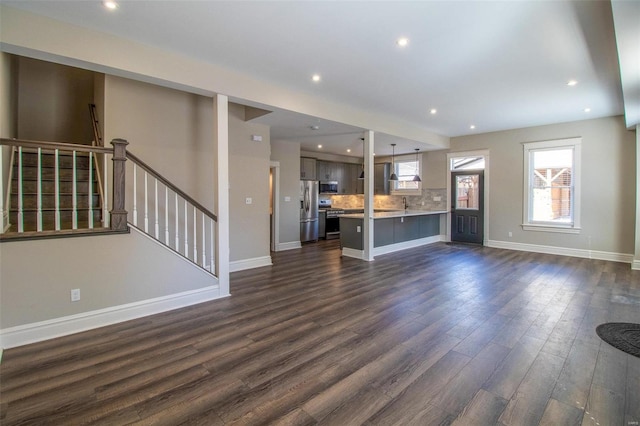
451,171 -> 484,244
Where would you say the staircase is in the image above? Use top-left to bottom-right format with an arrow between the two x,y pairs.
8,149 -> 103,232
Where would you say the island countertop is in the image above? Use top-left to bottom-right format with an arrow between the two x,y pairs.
339,209 -> 448,219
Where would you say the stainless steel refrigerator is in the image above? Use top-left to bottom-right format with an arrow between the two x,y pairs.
300,180 -> 319,242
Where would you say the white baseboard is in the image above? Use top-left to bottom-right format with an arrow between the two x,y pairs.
373,235 -> 444,257
0,285 -> 224,349
276,241 -> 302,251
342,247 -> 367,260
229,255 -> 272,272
630,260 -> 640,270
486,240 -> 634,264
341,235 -> 444,260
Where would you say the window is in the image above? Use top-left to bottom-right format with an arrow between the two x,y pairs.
391,154 -> 421,194
522,138 -> 581,233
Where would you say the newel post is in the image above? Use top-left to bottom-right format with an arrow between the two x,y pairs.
110,138 -> 129,231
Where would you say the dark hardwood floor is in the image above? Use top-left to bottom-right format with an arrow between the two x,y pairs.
1,240 -> 639,425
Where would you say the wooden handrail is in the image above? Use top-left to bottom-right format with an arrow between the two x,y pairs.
0,138 -> 112,155
126,151 -> 217,222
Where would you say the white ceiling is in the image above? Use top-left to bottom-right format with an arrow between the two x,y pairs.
3,0 -> 635,158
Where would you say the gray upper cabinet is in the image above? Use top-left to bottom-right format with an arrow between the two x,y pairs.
300,157 -> 317,180
315,160 -> 361,194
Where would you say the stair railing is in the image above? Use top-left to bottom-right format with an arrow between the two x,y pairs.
125,151 -> 218,275
0,138 -> 115,234
0,137 -> 216,276
88,104 -> 106,224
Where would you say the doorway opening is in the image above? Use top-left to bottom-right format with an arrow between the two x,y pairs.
446,151 -> 489,244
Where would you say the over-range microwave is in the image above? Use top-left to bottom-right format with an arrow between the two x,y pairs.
319,181 -> 339,194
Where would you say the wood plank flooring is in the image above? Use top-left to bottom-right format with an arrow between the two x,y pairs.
1,240 -> 639,425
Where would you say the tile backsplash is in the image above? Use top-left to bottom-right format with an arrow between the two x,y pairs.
324,188 -> 447,211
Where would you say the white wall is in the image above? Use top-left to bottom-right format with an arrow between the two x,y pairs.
450,116 -> 636,256
271,140 -> 301,246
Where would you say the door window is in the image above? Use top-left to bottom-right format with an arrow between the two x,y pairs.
455,175 -> 480,210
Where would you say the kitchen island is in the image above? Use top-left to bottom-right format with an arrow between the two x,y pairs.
339,210 -> 447,259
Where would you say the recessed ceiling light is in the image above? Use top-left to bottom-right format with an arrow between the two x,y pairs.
430,108 -> 437,115
318,144 -> 323,149
312,74 -> 321,83
567,80 -> 578,86
103,1 -> 118,10
397,38 -> 409,47
584,107 -> 591,113
347,149 -> 351,153
470,125 -> 476,130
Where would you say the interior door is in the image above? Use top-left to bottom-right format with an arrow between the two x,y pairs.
451,171 -> 484,244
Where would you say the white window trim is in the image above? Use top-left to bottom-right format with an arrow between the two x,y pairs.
522,137 -> 581,234
390,153 -> 422,195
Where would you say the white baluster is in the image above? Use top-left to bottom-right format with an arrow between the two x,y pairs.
144,171 -> 148,233
201,212 -> 206,267
72,151 -> 77,229
54,149 -> 60,230
103,154 -> 109,228
184,200 -> 188,256
154,179 -> 159,238
193,206 -> 197,262
132,164 -> 138,227
17,146 -> 23,233
165,187 -> 169,244
37,148 -> 42,232
210,218 -> 215,273
175,193 -> 179,250
88,152 -> 94,229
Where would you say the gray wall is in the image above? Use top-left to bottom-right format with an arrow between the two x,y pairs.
228,103 -> 271,262
450,115 -> 636,255
103,75 -> 215,210
271,140 -> 301,246
0,229 -> 216,329
17,57 -> 94,144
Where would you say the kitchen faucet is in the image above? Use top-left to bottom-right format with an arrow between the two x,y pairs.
402,197 -> 408,210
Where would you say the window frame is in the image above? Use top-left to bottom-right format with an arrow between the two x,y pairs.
522,137 -> 581,234
390,153 -> 422,195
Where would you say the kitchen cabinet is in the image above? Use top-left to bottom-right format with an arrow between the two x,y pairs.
319,210 -> 326,238
374,163 -> 391,194
314,160 -> 363,194
300,157 -> 317,180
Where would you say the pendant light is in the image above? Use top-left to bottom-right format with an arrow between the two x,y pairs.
412,148 -> 422,182
389,143 -> 398,181
358,138 -> 365,179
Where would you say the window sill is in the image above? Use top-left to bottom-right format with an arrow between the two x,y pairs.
521,224 -> 581,234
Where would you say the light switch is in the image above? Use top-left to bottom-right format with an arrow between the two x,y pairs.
245,197 -> 252,205
356,226 -> 361,233
284,196 -> 291,202
433,196 -> 442,202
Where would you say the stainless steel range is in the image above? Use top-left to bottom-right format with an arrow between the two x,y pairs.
319,200 -> 343,239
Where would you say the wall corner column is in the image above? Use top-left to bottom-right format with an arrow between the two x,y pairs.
363,130 -> 375,261
214,94 -> 230,293
633,125 -> 640,270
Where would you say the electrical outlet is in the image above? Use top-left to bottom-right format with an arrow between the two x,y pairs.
284,196 -> 291,202
433,196 -> 442,202
356,226 -> 361,233
508,231 -> 513,237
71,288 -> 81,302
245,197 -> 252,205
